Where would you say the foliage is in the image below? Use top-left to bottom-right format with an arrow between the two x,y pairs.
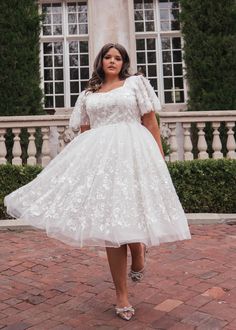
0,164 -> 42,218
180,0 -> 236,111
167,159 -> 236,213
0,0 -> 43,116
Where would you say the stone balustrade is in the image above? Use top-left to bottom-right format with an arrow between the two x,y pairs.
159,110 -> 236,161
0,111 -> 236,167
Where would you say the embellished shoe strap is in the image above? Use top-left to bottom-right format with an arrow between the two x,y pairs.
115,306 -> 135,314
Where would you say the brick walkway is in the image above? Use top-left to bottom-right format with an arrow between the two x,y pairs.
0,224 -> 235,330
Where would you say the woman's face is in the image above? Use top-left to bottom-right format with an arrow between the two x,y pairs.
102,47 -> 123,78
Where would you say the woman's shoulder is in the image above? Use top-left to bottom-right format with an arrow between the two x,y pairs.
126,74 -> 149,86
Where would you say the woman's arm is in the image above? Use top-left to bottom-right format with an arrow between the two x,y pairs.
141,111 -> 165,159
80,125 -> 90,133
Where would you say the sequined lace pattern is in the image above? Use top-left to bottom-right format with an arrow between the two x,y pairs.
4,75 -> 191,247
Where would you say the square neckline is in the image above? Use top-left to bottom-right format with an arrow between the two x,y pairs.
94,76 -> 131,94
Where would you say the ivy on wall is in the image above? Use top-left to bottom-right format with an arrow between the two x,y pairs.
180,0 -> 236,111
0,0 -> 43,116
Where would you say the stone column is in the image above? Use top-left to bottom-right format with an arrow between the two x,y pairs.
88,0 -> 136,74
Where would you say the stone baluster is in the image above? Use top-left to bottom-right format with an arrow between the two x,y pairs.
169,123 -> 178,162
57,126 -> 66,152
197,122 -> 208,159
226,121 -> 236,159
0,128 -> 7,164
27,128 -> 37,165
12,128 -> 22,165
212,122 -> 223,159
41,127 -> 51,167
183,123 -> 193,160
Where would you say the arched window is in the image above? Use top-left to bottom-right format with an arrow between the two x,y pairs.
40,1 -> 89,110
134,0 -> 186,105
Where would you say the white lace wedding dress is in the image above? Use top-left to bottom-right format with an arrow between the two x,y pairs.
4,75 -> 191,247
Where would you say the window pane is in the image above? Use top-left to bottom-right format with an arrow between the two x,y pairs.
55,82 -> 64,94
69,41 -> 78,53
174,64 -> 182,75
147,52 -> 156,63
175,90 -> 184,103
44,69 -> 53,81
55,69 -> 63,80
145,10 -> 154,20
136,39 -> 145,50
173,51 -> 182,62
161,38 -> 171,50
135,11 -> 143,20
44,56 -> 52,67
147,39 -> 156,50
80,41 -> 88,53
163,64 -> 172,76
53,14 -> 62,24
55,96 -> 64,107
135,22 -> 144,32
45,96 -> 54,108
134,0 -> 143,10
145,22 -> 155,31
54,55 -> 63,67
43,43 -> 52,54
174,78 -> 183,89
148,65 -> 157,77
165,91 -> 173,103
70,68 -> 79,80
164,78 -> 173,89
44,82 -> 53,94
162,51 -> 171,63
80,54 -> 89,66
80,68 -> 89,79
172,37 -> 181,49
70,82 -> 79,93
43,26 -> 51,35
69,25 -> 77,34
68,14 -> 77,23
53,25 -> 62,35
137,52 -> 146,63
70,55 -> 78,67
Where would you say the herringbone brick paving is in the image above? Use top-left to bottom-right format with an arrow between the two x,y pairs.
0,224 -> 235,329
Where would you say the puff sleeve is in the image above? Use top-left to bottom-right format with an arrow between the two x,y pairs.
69,90 -> 90,130
135,75 -> 162,116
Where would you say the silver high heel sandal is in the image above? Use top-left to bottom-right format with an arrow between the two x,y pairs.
115,305 -> 135,321
129,244 -> 148,282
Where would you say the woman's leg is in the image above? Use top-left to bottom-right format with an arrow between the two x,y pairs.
128,243 -> 145,271
106,244 -> 130,307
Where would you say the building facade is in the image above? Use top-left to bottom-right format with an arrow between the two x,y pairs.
39,0 -> 187,114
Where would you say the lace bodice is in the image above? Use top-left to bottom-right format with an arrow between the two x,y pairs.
69,75 -> 162,130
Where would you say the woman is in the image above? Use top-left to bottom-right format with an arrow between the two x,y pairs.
4,43 -> 191,321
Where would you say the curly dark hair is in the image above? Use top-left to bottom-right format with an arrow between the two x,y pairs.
86,43 -> 132,93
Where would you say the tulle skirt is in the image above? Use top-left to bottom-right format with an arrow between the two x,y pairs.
4,122 -> 191,247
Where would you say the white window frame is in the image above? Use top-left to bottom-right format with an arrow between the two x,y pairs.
134,0 -> 187,107
39,0 -> 89,112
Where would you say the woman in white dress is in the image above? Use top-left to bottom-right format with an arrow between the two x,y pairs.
5,43 -> 191,321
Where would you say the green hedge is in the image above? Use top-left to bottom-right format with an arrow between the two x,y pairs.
180,0 -> 236,111
0,160 -> 235,219
168,159 -> 236,213
0,0 -> 43,116
0,164 -> 42,219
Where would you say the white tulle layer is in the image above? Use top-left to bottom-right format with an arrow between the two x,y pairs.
5,121 -> 191,247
